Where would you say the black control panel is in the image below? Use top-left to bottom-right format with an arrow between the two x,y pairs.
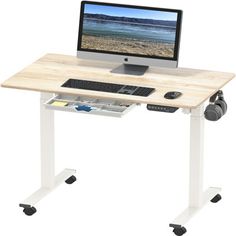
147,104 -> 179,113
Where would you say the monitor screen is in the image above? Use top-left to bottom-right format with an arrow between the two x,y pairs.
77,1 -> 182,75
78,1 -> 182,61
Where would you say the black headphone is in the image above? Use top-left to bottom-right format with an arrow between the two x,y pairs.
204,90 -> 227,121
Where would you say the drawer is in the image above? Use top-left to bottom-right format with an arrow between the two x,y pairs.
44,94 -> 138,118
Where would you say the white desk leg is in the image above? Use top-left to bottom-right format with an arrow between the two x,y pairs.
19,93 -> 76,216
170,105 -> 221,235
41,92 -> 55,188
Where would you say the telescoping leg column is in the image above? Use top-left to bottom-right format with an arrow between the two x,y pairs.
169,105 -> 222,236
19,93 -> 76,216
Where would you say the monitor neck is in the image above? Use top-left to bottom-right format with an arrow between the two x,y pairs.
111,64 -> 149,76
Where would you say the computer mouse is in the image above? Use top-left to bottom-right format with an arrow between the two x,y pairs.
164,91 -> 182,99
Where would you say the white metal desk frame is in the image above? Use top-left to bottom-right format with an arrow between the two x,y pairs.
19,93 -> 76,209
19,92 -> 221,229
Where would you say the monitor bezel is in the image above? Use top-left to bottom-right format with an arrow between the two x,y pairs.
77,1 -> 182,63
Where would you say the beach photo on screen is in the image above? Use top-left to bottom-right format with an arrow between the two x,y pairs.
81,4 -> 178,58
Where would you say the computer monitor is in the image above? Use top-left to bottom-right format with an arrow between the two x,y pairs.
77,1 -> 182,75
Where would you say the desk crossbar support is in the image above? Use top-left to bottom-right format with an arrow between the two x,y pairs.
170,104 -> 221,229
19,93 -> 76,210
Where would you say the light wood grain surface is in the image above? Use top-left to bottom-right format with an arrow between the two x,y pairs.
1,53 -> 235,108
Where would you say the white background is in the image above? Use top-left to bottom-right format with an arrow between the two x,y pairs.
0,0 -> 236,235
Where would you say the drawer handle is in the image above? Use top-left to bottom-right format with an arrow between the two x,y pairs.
75,105 -> 92,112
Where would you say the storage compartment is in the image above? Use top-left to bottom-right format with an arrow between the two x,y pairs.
44,94 -> 137,117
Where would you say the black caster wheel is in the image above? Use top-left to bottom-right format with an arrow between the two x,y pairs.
211,194 -> 222,203
173,227 -> 187,236
23,207 -> 37,216
65,175 -> 77,184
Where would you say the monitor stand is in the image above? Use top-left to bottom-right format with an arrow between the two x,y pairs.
111,64 -> 149,76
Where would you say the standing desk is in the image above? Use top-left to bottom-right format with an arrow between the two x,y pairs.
1,53 -> 235,235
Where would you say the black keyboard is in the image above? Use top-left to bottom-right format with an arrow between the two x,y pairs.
61,79 -> 155,97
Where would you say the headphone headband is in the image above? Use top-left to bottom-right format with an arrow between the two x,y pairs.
209,90 -> 223,103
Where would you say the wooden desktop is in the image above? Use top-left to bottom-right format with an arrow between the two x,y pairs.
2,53 -> 234,108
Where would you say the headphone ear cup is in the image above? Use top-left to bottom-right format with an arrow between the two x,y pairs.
204,104 -> 223,121
215,99 -> 227,115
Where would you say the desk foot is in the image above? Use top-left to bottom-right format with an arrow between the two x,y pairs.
169,187 -> 221,233
19,168 -> 76,215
